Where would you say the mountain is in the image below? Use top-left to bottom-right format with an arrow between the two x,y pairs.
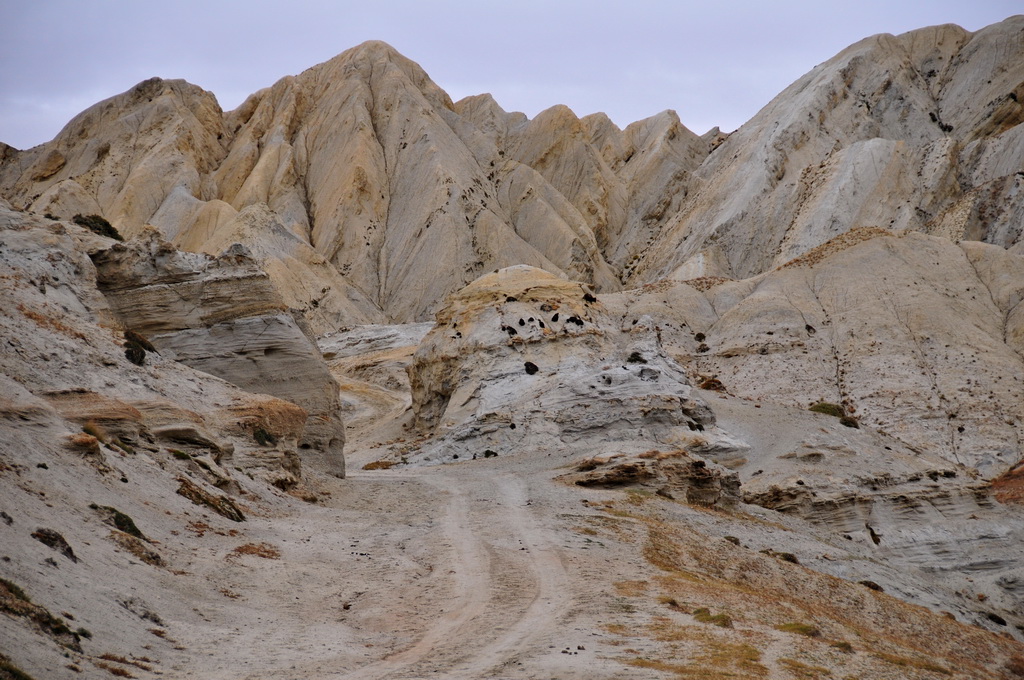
2,16 -> 1024,680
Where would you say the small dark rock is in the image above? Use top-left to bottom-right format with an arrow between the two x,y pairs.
524,361 -> 539,375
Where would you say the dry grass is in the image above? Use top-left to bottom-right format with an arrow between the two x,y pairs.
98,654 -> 152,671
625,639 -> 767,679
16,303 -> 86,339
93,661 -> 134,678
776,622 -> 821,638
683,277 -> 733,292
871,651 -> 951,676
693,607 -> 733,628
614,580 -> 649,597
778,227 -> 895,270
228,542 -> 281,560
778,657 -> 831,679
597,495 -> 1016,679
362,459 -> 397,470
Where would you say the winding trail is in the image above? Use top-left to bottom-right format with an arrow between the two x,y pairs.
342,467 -> 571,679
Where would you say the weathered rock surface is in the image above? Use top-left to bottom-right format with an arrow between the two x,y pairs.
404,265 -> 747,465
603,229 -> 1024,479
560,449 -> 741,509
0,206 -> 312,488
632,17 -> 1024,282
90,229 -> 346,477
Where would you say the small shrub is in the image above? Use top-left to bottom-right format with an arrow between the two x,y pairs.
626,352 -> 647,364
657,595 -> 682,609
693,607 -> 733,628
72,214 -> 122,241
699,376 -> 725,391
775,622 -> 820,637
0,653 -> 36,680
75,627 -> 92,639
90,505 -> 145,540
760,548 -> 800,564
124,344 -> 145,366
839,416 -> 860,429
31,528 -> 78,562
170,450 -> 190,460
809,402 -> 845,418
858,579 -> 883,592
123,330 -> 155,352
830,640 -> 854,653
82,421 -> 108,443
0,578 -> 29,602
229,542 -> 280,560
362,460 -> 396,470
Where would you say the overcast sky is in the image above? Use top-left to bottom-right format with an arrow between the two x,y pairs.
1,1 -> 1019,149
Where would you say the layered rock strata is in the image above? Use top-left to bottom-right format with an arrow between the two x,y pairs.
89,229 -> 346,477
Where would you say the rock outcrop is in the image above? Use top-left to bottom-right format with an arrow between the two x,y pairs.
0,206 -> 312,489
404,266 -> 747,465
89,229 -> 346,477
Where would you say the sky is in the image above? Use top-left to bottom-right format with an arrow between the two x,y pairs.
1,1 -> 1019,150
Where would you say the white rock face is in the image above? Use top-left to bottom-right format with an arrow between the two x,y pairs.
90,229 -> 346,477
406,266 -> 746,466
631,18 -> 1024,282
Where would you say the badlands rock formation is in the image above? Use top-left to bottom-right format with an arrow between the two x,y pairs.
633,17 -> 1024,281
90,230 -> 346,477
2,15 -> 1024,680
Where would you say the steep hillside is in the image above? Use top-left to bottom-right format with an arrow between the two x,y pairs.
633,17 -> 1024,282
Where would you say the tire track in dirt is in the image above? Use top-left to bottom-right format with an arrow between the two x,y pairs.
343,467 -> 571,679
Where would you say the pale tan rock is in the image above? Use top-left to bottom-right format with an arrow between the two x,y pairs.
612,230 -> 1024,478
632,17 -> 1024,284
90,228 -> 346,476
405,266 -> 742,465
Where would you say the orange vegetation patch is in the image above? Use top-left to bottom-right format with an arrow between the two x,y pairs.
228,542 -> 281,560
16,303 -> 86,339
992,461 -> 1024,504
